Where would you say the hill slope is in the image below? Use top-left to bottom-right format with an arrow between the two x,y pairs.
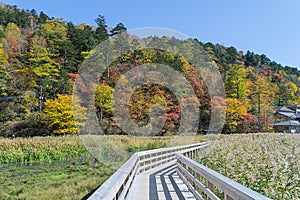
0,3 -> 299,136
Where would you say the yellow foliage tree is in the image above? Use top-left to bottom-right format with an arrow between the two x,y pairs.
248,76 -> 276,115
95,83 -> 114,120
285,81 -> 300,105
0,43 -> 7,64
43,94 -> 86,135
0,43 -> 8,97
225,98 -> 247,133
28,43 -> 59,78
225,64 -> 248,103
40,19 -> 67,47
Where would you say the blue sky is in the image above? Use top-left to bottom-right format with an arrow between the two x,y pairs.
2,0 -> 300,69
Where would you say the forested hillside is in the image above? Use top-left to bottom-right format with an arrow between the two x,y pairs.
0,3 -> 299,136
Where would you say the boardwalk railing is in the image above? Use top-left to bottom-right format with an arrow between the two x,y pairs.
88,142 -> 210,200
88,141 -> 271,200
176,154 -> 271,200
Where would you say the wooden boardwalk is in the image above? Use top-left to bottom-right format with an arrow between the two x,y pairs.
88,142 -> 271,200
126,161 -> 195,200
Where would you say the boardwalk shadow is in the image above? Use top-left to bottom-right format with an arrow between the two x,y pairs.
149,164 -> 186,200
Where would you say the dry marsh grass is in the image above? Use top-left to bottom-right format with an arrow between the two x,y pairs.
80,134 -> 205,165
0,136 -> 88,164
198,133 -> 300,199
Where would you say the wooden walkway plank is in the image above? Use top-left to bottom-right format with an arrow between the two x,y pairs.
126,161 -> 195,200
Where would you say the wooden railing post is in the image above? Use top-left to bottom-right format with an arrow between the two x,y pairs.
225,194 -> 234,200
207,180 -> 214,200
195,173 -> 202,196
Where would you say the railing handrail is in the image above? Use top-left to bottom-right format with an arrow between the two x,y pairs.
88,153 -> 139,200
137,141 -> 210,157
88,141 -> 209,200
176,154 -> 271,200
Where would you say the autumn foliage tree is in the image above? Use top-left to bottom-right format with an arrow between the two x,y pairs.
225,64 -> 248,103
224,98 -> 247,133
43,94 -> 86,135
95,83 -> 114,120
0,43 -> 8,97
